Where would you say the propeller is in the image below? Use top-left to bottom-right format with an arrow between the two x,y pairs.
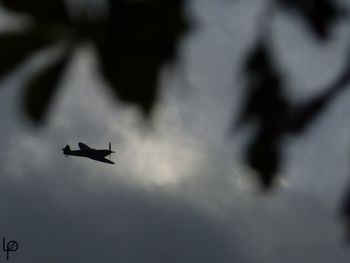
109,142 -> 115,160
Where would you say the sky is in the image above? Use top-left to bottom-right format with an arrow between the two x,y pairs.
1,0 -> 350,262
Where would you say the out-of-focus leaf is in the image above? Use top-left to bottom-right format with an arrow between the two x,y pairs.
240,39 -> 350,189
94,0 -> 188,115
288,48 -> 350,134
0,29 -> 52,80
0,0 -> 71,24
289,90 -> 335,134
238,42 -> 290,189
342,187 -> 350,241
247,132 -> 280,188
23,51 -> 70,123
278,0 -> 343,39
108,0 -> 188,57
238,43 -> 289,126
96,39 -> 161,115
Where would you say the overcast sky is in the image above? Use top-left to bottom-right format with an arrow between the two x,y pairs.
1,0 -> 350,262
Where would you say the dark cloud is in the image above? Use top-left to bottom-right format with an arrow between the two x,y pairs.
0,169 -> 240,263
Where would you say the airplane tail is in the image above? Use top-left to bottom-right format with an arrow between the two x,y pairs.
62,145 -> 71,156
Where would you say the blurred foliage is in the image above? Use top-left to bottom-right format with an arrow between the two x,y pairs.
343,188 -> 350,240
277,0 -> 344,39
238,0 -> 348,188
1,0 -> 71,24
24,49 -> 71,121
237,41 -> 290,189
0,0 -> 188,121
236,0 -> 350,238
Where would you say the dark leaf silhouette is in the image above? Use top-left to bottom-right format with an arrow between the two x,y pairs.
0,0 -> 71,24
288,87 -> 340,134
238,42 -> 290,189
343,186 -> 350,241
247,132 -> 281,189
289,46 -> 350,134
237,1 -> 350,192
23,51 -> 70,123
0,0 -> 188,121
95,0 -> 188,115
278,0 -> 343,39
0,29 -> 52,79
239,41 -> 350,189
95,38 -> 161,115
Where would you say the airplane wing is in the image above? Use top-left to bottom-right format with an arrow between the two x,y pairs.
96,157 -> 115,164
79,142 -> 91,151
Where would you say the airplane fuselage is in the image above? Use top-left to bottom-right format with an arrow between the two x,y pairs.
67,149 -> 111,158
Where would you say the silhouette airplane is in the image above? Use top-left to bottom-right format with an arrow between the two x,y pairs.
62,142 -> 115,164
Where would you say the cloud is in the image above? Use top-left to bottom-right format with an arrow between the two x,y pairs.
0,168 -> 240,263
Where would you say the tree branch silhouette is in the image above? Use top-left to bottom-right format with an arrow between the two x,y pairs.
0,0 -> 188,122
